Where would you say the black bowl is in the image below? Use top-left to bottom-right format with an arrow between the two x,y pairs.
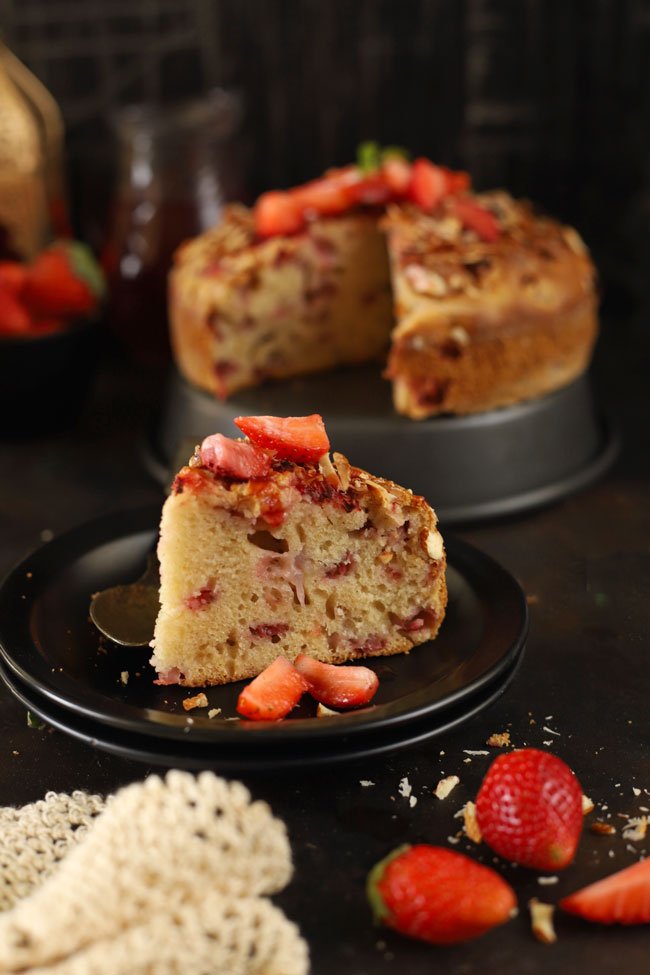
0,318 -> 99,439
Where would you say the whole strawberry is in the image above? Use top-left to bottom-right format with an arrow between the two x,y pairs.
24,241 -> 105,319
367,844 -> 517,945
476,748 -> 583,871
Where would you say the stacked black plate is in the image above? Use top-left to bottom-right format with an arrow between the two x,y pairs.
0,506 -> 527,770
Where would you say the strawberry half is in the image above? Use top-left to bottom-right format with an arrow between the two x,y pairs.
453,198 -> 501,242
560,858 -> 650,925
236,656 -> 309,721
368,845 -> 517,945
476,749 -> 583,871
24,240 -> 105,318
199,433 -> 272,480
234,414 -> 330,464
294,654 -> 379,708
254,191 -> 305,238
0,285 -> 32,335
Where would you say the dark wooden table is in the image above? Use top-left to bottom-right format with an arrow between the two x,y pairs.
1,317 -> 648,974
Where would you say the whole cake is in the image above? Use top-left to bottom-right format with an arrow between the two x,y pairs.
169,148 -> 598,419
150,414 -> 447,686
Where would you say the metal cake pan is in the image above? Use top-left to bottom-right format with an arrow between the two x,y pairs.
143,367 -> 618,525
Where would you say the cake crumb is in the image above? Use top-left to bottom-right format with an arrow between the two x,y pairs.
591,821 -> 616,836
398,777 -> 412,799
463,801 -> 482,843
360,780 -> 375,788
434,775 -> 459,800
487,731 -> 511,747
207,708 -> 221,719
582,794 -> 595,815
463,749 -> 489,756
182,692 -> 209,711
529,899 -> 557,944
447,834 -> 461,845
633,787 -> 642,797
542,740 -> 554,747
409,795 -> 417,808
120,671 -> 129,685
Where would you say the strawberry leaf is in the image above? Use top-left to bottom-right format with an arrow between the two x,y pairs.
366,845 -> 411,924
62,241 -> 106,300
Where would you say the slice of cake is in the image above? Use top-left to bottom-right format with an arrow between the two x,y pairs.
150,414 -> 447,686
168,148 -> 598,418
383,191 -> 598,418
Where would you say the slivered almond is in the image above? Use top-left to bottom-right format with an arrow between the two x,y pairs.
529,899 -> 557,944
434,775 -> 459,800
332,452 -> 351,491
318,452 -> 342,489
425,530 -> 443,561
590,821 -> 616,836
316,703 -> 340,718
582,794 -> 595,815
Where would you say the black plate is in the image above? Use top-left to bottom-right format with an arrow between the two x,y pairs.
144,368 -> 618,524
0,505 -> 527,748
0,653 -> 524,770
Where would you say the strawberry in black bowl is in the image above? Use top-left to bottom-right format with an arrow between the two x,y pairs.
0,241 -> 105,438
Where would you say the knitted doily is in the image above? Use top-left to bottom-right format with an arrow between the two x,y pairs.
0,771 -> 308,975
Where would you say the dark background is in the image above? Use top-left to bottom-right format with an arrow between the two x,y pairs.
2,0 -> 649,318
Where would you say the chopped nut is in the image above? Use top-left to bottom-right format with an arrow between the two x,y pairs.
316,703 -> 339,718
434,775 -> 459,800
463,801 -> 482,843
182,692 -> 209,712
529,899 -> 557,944
425,530 -> 444,561
318,452 -> 342,489
207,708 -> 221,719
188,447 -> 202,468
487,731 -> 511,748
399,777 -> 412,799
332,452 -> 351,491
582,794 -> 595,815
622,816 -> 647,842
591,821 -> 617,836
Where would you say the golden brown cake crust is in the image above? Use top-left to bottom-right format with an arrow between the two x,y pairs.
383,192 -> 598,417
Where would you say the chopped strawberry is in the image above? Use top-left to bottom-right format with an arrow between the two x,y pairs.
292,174 -> 352,216
560,857 -> 650,925
199,433 -> 272,480
476,749 -> 583,871
24,241 -> 105,318
408,158 -> 449,211
453,198 -> 501,242
442,167 -> 471,194
234,414 -> 330,464
236,656 -> 309,721
254,191 -> 305,238
0,261 -> 27,295
0,285 -> 32,335
294,654 -> 379,708
381,156 -> 412,196
368,845 -> 517,945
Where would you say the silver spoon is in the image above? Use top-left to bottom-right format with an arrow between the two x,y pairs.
90,552 -> 160,646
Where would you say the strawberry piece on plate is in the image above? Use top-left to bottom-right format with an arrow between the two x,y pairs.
294,654 -> 379,708
453,198 -> 501,242
24,240 -> 104,318
234,414 -> 330,464
199,433 -> 273,480
476,748 -> 583,871
0,285 -> 32,335
236,656 -> 309,721
560,858 -> 650,925
367,844 -> 517,945
255,191 -> 305,238
408,158 -> 449,211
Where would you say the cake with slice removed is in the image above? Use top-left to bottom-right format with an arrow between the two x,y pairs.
150,414 -> 447,687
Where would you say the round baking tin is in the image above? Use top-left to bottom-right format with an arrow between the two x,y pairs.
144,367 -> 618,525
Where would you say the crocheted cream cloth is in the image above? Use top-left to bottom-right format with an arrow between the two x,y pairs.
0,770 -> 308,975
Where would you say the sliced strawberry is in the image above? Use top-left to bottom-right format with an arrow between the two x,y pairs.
24,241 -> 104,318
453,198 -> 501,242
236,656 -> 309,721
368,845 -> 517,945
408,158 -> 449,211
0,285 -> 32,335
0,261 -> 27,296
199,433 -> 273,480
234,414 -> 330,464
254,191 -> 305,238
292,175 -> 352,216
560,858 -> 650,925
381,157 -> 412,196
294,654 -> 379,708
